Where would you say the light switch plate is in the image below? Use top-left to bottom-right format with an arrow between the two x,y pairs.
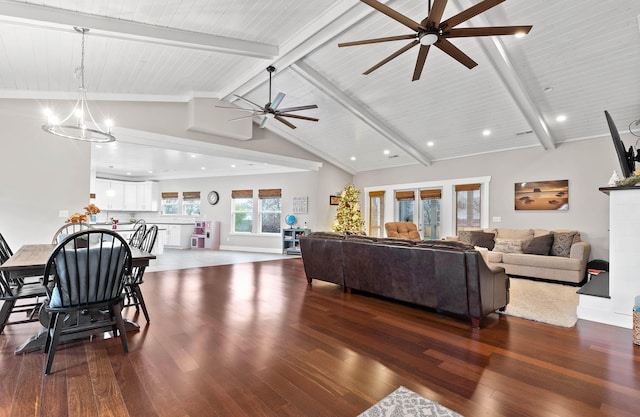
492,216 -> 502,223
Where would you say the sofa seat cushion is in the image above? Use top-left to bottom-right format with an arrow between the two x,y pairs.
502,253 -> 582,271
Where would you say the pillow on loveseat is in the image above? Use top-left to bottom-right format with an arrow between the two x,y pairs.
493,238 -> 526,254
551,231 -> 578,257
523,233 -> 554,255
470,231 -> 495,250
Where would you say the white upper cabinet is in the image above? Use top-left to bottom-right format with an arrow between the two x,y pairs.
95,179 -> 159,212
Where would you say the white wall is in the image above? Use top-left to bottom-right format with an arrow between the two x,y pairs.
355,137 -> 626,260
152,166 -> 352,252
0,100 -> 90,249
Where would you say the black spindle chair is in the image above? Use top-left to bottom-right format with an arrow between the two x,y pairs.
128,222 -> 147,248
123,225 -> 157,323
42,229 -> 132,374
0,232 -> 47,334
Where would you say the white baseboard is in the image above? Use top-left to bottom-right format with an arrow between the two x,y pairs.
218,245 -> 282,254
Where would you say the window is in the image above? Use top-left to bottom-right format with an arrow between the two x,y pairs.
395,190 -> 415,223
259,189 -> 282,233
420,189 -> 441,239
161,192 -> 179,215
456,184 -> 481,234
231,189 -> 253,232
368,191 -> 385,237
182,191 -> 201,216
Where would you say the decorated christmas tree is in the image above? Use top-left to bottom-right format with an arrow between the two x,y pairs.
332,184 -> 365,234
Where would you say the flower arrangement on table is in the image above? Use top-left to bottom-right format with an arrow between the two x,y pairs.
65,203 -> 101,223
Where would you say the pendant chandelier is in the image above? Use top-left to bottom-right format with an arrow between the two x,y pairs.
42,27 -> 115,143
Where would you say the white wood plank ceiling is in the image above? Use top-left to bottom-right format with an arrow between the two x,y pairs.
0,0 -> 639,178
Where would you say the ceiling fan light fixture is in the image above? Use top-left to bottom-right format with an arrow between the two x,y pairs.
419,32 -> 439,46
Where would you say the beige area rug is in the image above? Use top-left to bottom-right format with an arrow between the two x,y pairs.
500,277 -> 579,327
358,386 -> 463,417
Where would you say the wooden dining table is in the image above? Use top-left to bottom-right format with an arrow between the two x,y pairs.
0,243 -> 156,354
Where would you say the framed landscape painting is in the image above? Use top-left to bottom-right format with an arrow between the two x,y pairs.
515,180 -> 569,211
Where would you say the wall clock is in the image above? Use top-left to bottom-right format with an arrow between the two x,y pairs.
207,191 -> 219,205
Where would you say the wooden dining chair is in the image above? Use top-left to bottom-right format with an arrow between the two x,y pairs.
123,225 -> 157,323
128,222 -> 147,248
51,222 -> 92,244
42,229 -> 132,374
0,232 -> 47,334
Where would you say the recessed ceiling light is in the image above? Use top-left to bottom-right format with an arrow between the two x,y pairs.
147,170 -> 153,174
350,156 -> 356,161
190,154 -> 197,158
95,144 -> 102,149
515,32 -> 526,39
126,172 -> 131,175
544,87 -> 553,93
231,164 -> 236,168
482,129 -> 491,137
201,166 -> 206,170
427,141 -> 434,147
556,115 -> 567,122
383,149 -> 390,155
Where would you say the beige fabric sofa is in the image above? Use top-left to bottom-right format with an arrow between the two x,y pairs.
449,228 -> 591,285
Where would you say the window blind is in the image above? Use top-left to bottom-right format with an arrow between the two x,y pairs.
182,191 -> 200,200
231,189 -> 253,199
420,189 -> 441,199
455,184 -> 481,192
161,192 -> 179,199
395,190 -> 415,200
369,191 -> 385,198
258,188 -> 282,198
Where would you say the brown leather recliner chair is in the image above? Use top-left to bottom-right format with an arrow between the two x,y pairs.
385,222 -> 421,240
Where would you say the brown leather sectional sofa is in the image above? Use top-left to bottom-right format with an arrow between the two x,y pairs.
299,232 -> 510,328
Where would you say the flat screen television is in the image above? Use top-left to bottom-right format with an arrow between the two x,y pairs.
604,110 -> 635,178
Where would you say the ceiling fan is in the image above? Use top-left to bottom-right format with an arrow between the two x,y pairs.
220,66 -> 319,129
339,0 -> 532,81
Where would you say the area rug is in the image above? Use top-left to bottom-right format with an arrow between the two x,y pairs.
358,386 -> 463,417
500,277 -> 579,327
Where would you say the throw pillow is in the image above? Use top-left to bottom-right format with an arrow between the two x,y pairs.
457,230 -> 473,244
493,238 -> 525,254
551,231 -> 577,257
470,231 -> 495,250
523,233 -> 554,255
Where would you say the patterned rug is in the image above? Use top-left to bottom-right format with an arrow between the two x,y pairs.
358,386 -> 463,417
500,277 -> 579,327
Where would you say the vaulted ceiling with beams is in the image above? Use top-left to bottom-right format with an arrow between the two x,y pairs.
1,0 -> 639,179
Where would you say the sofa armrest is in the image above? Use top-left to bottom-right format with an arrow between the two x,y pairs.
570,241 -> 591,262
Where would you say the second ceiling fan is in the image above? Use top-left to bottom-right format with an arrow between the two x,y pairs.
224,66 -> 319,129
339,0 -> 532,81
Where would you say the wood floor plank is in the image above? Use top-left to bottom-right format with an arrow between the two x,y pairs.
1,258 -> 639,416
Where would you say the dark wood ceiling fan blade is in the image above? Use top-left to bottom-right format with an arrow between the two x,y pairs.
363,40 -> 420,75
275,115 -> 297,129
423,0 -> 448,27
441,0 -> 504,29
360,0 -> 425,32
412,45 -> 431,81
339,34 -> 418,47
435,38 -> 478,69
277,104 -> 318,113
277,113 -> 319,122
445,25 -> 532,38
233,94 -> 264,110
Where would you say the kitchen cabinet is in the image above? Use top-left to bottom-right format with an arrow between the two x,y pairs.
163,224 -> 191,249
94,179 -> 159,212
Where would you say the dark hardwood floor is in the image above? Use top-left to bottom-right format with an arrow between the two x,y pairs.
1,258 -> 639,417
